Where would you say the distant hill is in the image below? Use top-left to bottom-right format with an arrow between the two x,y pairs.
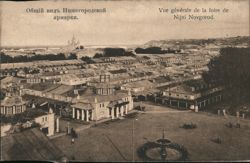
143,36 -> 250,49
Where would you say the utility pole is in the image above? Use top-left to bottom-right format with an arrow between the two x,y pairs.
132,119 -> 134,162
132,118 -> 138,162
168,85 -> 171,106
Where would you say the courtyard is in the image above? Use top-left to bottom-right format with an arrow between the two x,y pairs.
52,103 -> 250,161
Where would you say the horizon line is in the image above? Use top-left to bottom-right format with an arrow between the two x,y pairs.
1,35 -> 249,48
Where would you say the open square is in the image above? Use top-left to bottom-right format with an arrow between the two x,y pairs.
52,104 -> 250,161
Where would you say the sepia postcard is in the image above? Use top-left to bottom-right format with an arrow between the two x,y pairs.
0,0 -> 249,162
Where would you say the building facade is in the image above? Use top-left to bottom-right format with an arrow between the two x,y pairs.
34,110 -> 55,136
152,79 -> 224,110
71,75 -> 133,122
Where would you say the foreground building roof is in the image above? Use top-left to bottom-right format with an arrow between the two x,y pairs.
1,128 -> 64,161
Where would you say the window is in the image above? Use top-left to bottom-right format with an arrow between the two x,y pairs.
45,117 -> 48,121
100,104 -> 102,108
1,107 -> 4,114
16,108 -> 21,113
7,107 -> 12,114
102,103 -> 104,107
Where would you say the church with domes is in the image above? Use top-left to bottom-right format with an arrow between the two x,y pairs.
70,75 -> 133,122
61,35 -> 80,52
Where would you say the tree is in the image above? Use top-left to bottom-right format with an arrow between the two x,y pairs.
124,51 -> 136,57
203,47 -> 250,104
104,48 -> 125,57
68,53 -> 77,59
135,47 -> 165,54
93,53 -> 103,58
0,52 -> 14,63
81,56 -> 94,63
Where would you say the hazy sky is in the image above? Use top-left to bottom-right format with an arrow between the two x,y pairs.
1,0 -> 249,46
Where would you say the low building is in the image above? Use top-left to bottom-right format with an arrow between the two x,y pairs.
34,109 -> 55,136
121,80 -> 154,93
60,74 -> 89,86
1,108 -> 56,137
159,79 -> 224,110
27,77 -> 42,84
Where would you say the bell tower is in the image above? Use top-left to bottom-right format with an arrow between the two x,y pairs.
95,75 -> 115,95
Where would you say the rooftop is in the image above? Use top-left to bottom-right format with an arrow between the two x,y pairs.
109,69 -> 127,74
73,90 -> 129,103
1,59 -> 84,70
122,80 -> 154,88
1,96 -> 26,106
71,102 -> 94,110
25,83 -> 60,92
1,128 -> 64,160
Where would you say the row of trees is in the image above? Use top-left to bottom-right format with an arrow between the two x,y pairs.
203,47 -> 250,105
93,48 -> 135,58
80,56 -> 95,64
0,52 -> 77,63
135,47 -> 180,54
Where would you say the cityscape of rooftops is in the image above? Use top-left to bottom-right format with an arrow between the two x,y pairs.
1,0 -> 250,162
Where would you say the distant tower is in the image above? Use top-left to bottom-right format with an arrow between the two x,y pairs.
63,34 -> 81,52
77,40 -> 80,47
72,35 -> 76,45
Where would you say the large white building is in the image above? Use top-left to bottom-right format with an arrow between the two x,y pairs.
71,75 -> 134,121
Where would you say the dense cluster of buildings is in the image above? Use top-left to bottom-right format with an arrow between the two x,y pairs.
0,40 -> 224,138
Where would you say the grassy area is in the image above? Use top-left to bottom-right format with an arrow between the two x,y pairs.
52,104 -> 250,161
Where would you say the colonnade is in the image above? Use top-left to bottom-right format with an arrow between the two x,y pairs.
110,105 -> 128,119
72,108 -> 91,122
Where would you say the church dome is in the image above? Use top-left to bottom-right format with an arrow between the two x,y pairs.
1,96 -> 25,107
